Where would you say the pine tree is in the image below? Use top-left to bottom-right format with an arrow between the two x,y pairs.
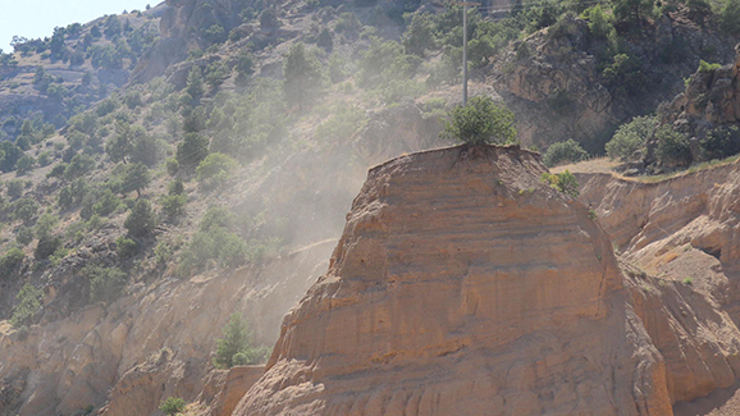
283,43 -> 324,110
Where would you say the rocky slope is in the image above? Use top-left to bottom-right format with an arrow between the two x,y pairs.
235,145 -> 672,416
494,12 -> 737,153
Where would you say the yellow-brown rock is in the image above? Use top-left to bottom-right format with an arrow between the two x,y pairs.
235,145 -> 672,416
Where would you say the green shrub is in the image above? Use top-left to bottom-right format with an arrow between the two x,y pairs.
602,54 -> 648,97
605,116 -> 656,160
700,126 -> 740,160
283,42 -> 325,110
35,213 -> 59,239
698,60 -> 722,73
64,153 -> 95,180
176,133 -> 209,170
37,152 -> 52,167
9,283 -> 43,327
84,265 -> 127,303
720,0 -> 740,35
16,155 -> 36,175
124,200 -> 157,237
440,96 -> 517,145
541,170 -> 580,197
168,178 -> 185,196
205,61 -> 229,89
161,194 -> 187,219
542,139 -> 589,167
335,12 -> 362,34
186,66 -> 205,99
116,236 -> 139,259
585,5 -> 614,39
166,158 -> 180,176
14,197 -> 39,224
93,189 -> 122,217
196,153 -> 238,189
16,226 -> 34,246
159,397 -> 186,416
0,248 -> 25,278
6,179 -> 25,199
35,233 -> 62,260
655,126 -> 691,167
213,313 -> 270,368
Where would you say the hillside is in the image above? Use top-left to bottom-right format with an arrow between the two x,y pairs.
0,0 -> 740,414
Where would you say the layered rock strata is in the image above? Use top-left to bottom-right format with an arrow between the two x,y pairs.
236,145 -> 672,416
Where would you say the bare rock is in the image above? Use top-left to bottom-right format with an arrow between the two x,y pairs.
235,145 -> 672,416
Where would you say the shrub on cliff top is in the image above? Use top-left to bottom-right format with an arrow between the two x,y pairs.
542,139 -> 589,167
440,96 -> 517,145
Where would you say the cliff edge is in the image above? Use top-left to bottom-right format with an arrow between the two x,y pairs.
234,145 -> 672,416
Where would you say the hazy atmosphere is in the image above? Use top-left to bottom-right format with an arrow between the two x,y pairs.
1,0 -> 740,414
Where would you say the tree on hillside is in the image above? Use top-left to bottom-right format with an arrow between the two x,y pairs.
124,200 -> 156,237
440,96 -> 517,145
613,0 -> 655,23
186,66 -> 205,99
177,132 -> 210,170
283,42 -> 324,110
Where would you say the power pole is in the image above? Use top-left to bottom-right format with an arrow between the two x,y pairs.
452,1 -> 480,106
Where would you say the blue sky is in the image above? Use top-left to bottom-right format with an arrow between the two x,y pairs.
0,0 -> 157,50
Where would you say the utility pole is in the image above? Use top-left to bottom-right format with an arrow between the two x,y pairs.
452,1 -> 480,106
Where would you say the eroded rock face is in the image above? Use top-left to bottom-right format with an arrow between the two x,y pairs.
577,162 -> 740,408
235,145 -> 672,416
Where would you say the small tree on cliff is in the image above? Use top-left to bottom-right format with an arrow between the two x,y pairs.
440,96 -> 517,145
213,313 -> 270,368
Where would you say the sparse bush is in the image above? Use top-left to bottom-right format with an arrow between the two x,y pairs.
83,265 -> 127,303
541,170 -> 580,197
9,283 -> 42,327
259,9 -> 280,30
440,96 -> 517,145
196,153 -> 238,189
605,116 -> 656,160
334,12 -> 362,35
542,139 -> 589,167
283,42 -> 325,109
159,397 -> 186,416
161,194 -> 187,220
213,313 -> 270,368
169,178 -> 185,196
124,200 -> 156,237
166,158 -> 180,176
205,60 -> 229,89
0,248 -> 25,278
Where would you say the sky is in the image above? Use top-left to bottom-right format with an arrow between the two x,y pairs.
0,0 -> 157,50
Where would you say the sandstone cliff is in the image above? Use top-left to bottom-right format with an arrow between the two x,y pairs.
235,145 -> 672,416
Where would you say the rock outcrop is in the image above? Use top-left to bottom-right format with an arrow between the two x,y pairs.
660,51 -> 740,141
235,145 -> 672,416
493,14 -> 736,153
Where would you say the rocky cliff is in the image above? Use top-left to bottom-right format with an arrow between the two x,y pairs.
235,145 -> 672,416
576,161 -> 740,412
